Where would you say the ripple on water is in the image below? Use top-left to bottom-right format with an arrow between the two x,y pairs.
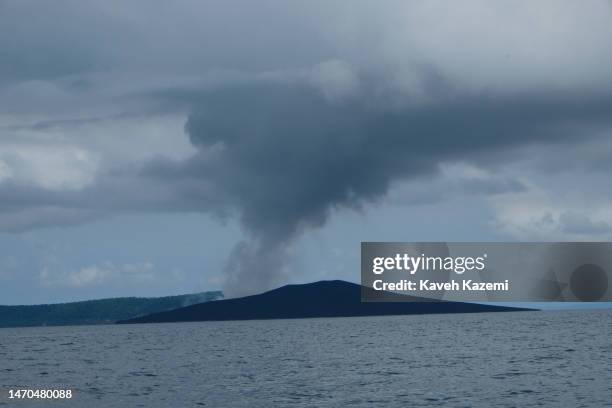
0,310 -> 610,407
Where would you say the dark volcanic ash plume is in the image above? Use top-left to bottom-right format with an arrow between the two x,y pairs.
174,80 -> 612,296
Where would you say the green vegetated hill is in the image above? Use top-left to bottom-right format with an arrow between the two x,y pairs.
0,291 -> 223,328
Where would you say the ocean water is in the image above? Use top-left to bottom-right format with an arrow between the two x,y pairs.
1,310 -> 611,407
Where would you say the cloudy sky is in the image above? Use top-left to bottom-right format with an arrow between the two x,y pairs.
1,0 -> 612,304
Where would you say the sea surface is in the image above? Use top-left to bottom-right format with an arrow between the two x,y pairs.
1,310 -> 611,407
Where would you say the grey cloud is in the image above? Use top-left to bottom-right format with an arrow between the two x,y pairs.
0,206 -> 100,233
0,1 -> 331,85
559,211 -> 612,235
2,73 -> 612,293
388,175 -> 527,207
3,78 -> 612,293
180,83 -> 612,237
460,178 -> 526,195
2,1 -> 612,95
164,81 -> 611,294
0,171 -> 220,232
2,1 -> 612,294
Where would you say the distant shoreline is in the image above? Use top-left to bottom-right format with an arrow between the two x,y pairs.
118,280 -> 536,325
0,291 -> 223,329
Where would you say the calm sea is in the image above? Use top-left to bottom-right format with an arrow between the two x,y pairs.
1,310 -> 611,407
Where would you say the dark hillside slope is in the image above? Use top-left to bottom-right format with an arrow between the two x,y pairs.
118,280 -> 535,324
